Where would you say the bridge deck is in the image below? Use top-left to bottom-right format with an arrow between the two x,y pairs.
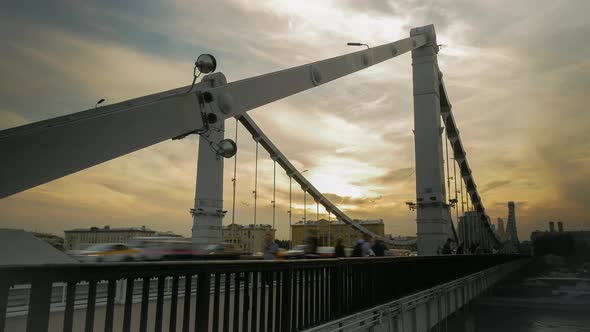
0,255 -> 526,332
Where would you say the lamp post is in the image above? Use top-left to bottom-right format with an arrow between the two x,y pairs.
301,169 -> 309,243
347,42 -> 370,49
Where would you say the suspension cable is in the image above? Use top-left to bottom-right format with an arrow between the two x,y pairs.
446,131 -> 460,244
272,160 -> 276,230
316,201 -> 320,245
328,211 -> 331,246
303,190 -> 307,243
231,119 -> 238,225
289,176 -> 292,248
460,176 -> 465,216
253,141 -> 259,253
445,130 -> 452,206
453,157 -> 459,226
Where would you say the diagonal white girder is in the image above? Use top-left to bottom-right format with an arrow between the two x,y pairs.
0,35 -> 427,199
237,113 -> 405,246
439,78 -> 500,244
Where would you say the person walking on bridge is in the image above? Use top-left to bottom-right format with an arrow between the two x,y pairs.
372,239 -> 386,257
456,242 -> 465,255
263,233 -> 279,260
441,238 -> 453,255
361,234 -> 375,257
335,238 -> 346,257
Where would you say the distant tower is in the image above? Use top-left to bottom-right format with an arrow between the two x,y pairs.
557,221 -> 564,233
549,221 -> 555,232
506,201 -> 519,244
497,218 -> 505,239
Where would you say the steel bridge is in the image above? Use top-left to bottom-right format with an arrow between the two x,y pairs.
0,25 -> 526,331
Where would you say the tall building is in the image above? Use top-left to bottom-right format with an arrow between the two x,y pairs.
557,221 -> 564,233
64,226 -> 157,250
506,201 -> 519,244
222,224 -> 275,254
291,219 -> 384,247
496,218 -> 505,240
549,221 -> 555,232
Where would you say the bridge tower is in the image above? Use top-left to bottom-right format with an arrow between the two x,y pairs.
191,74 -> 228,247
411,25 -> 454,255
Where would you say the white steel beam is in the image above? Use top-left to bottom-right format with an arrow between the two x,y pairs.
237,113 -> 400,245
0,91 -> 203,199
0,35 -> 426,200
206,36 -> 426,120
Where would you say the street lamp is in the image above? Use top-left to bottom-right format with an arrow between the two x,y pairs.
347,42 -> 370,49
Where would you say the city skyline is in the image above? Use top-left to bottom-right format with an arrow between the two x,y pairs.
1,1 -> 590,240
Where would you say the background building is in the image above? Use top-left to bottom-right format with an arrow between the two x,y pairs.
530,221 -> 590,258
506,201 -> 519,244
291,219 -> 384,247
222,224 -> 275,254
549,221 -> 555,232
497,218 -> 505,240
64,226 -> 157,250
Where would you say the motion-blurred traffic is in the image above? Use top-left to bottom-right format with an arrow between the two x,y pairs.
67,233 -> 415,262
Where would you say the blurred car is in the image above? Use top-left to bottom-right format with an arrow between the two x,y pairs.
279,245 -> 307,259
202,243 -> 242,259
69,243 -> 138,262
129,237 -> 198,261
317,246 -> 336,258
278,245 -> 337,259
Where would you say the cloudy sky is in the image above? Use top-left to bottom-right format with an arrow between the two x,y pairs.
1,0 -> 589,241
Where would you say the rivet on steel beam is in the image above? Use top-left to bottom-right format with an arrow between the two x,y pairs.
362,54 -> 369,66
310,65 -> 322,86
218,92 -> 233,115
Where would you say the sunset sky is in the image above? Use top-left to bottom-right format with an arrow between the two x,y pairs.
1,0 -> 589,241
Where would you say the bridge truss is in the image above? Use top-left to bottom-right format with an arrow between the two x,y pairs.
0,25 -> 500,253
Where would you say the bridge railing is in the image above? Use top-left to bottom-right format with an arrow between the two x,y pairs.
0,255 -> 524,332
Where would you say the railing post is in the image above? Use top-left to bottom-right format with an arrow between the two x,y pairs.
122,278 -> 135,332
0,281 -> 9,332
280,266 -> 292,332
85,280 -> 98,332
370,261 -> 377,306
115,279 -> 126,304
332,260 -> 342,319
26,278 -> 52,332
105,280 -> 116,332
195,272 -> 211,332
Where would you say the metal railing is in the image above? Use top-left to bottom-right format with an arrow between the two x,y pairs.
0,255 -> 524,332
5,276 -> 201,316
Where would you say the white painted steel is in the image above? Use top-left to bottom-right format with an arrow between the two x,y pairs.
0,35 -> 425,200
206,35 -> 426,120
0,92 -> 204,199
191,74 -> 228,247
304,259 -> 528,332
411,25 -> 453,255
237,113 -> 401,245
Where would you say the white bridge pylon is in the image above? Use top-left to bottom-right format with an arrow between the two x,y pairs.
0,25 -> 499,254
